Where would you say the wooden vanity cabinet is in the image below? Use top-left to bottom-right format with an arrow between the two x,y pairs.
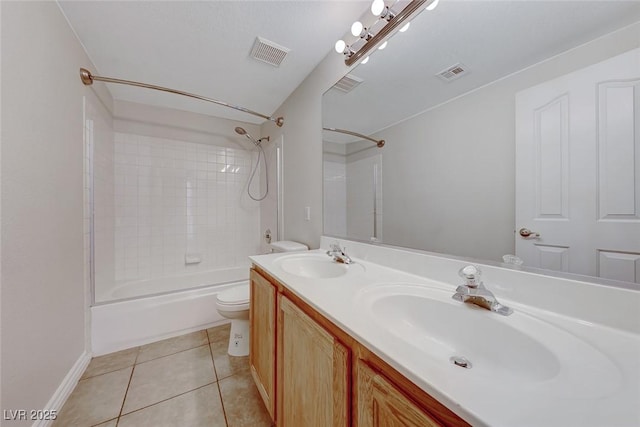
249,269 -> 277,420
250,266 -> 468,427
278,296 -> 349,426
356,361 -> 439,427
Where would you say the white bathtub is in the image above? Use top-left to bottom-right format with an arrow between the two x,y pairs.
91,268 -> 249,355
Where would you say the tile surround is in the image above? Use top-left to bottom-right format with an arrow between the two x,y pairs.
92,131 -> 262,302
56,324 -> 272,427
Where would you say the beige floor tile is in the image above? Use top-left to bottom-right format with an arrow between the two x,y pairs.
81,347 -> 138,379
210,342 -> 250,380
92,419 -> 117,427
219,371 -> 272,427
122,345 -> 216,414
118,384 -> 226,427
137,330 -> 208,363
207,323 -> 231,348
52,367 -> 132,427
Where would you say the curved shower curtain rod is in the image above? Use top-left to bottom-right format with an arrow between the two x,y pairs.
79,68 -> 284,127
323,127 -> 385,148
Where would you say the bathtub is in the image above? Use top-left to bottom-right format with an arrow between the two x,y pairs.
91,268 -> 249,355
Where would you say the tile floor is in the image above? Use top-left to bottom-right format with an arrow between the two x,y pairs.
53,324 -> 273,427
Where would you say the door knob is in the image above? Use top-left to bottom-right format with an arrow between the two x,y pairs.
519,228 -> 540,238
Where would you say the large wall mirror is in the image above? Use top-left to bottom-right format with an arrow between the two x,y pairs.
322,1 -> 640,285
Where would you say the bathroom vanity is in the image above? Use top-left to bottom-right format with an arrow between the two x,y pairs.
249,238 -> 640,427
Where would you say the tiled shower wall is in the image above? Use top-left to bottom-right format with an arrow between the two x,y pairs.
84,93 -> 115,307
110,132 -> 261,285
323,153 -> 382,242
323,160 -> 347,237
347,154 -> 382,242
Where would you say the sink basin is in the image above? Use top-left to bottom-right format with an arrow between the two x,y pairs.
357,284 -> 620,393
274,253 -> 363,279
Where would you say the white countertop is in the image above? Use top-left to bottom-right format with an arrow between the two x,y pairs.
250,243 -> 640,427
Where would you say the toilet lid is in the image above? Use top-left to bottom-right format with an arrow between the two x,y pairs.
217,284 -> 250,305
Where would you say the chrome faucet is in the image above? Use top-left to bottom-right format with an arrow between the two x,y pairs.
452,265 -> 513,316
326,243 -> 354,264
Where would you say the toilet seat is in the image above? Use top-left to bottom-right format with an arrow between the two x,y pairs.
216,284 -> 250,310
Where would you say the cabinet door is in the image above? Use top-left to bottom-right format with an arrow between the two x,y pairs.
357,361 -> 440,427
249,269 -> 277,420
278,296 -> 349,427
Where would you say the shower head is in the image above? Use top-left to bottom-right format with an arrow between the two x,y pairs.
234,127 -> 269,146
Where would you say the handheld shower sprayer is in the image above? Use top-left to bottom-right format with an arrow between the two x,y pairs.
234,127 -> 269,146
233,126 -> 270,201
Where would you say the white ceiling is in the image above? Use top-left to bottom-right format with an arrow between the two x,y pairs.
59,1 -> 640,131
59,0 -> 368,124
322,0 -> 640,143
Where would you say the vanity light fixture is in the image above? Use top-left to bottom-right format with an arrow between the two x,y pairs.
371,0 -> 385,16
361,56 -> 370,64
335,39 -> 355,58
351,21 -> 374,40
335,0 -> 436,67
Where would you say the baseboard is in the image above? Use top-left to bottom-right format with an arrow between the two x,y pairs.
31,351 -> 92,427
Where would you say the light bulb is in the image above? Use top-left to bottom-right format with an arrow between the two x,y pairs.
399,22 -> 410,32
334,39 -> 346,54
426,0 -> 440,11
378,41 -> 388,50
351,21 -> 364,37
371,0 -> 385,16
361,56 -> 370,64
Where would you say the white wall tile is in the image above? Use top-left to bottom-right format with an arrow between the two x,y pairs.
104,132 -> 261,288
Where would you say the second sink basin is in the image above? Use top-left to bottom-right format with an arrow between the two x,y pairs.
274,253 -> 363,279
357,283 -> 620,396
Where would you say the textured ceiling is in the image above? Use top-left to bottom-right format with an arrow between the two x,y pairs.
59,0 -> 368,124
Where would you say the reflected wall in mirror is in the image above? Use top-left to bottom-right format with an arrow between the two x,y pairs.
322,1 -> 640,285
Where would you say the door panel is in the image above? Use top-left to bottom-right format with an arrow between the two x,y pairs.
516,48 -> 640,283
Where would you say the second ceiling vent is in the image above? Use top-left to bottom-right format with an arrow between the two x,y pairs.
331,73 -> 364,93
436,63 -> 469,82
250,37 -> 290,67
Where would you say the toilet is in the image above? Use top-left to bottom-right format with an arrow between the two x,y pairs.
215,240 -> 309,356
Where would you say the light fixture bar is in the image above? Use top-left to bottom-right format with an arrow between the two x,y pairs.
345,0 -> 428,67
323,127 -> 385,148
79,68 -> 284,127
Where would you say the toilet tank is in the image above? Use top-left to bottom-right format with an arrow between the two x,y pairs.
270,241 -> 309,253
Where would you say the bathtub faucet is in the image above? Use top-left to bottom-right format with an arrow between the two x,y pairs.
452,265 -> 513,316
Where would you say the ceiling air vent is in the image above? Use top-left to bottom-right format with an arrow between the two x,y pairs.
331,73 -> 364,93
250,37 -> 290,67
436,63 -> 468,82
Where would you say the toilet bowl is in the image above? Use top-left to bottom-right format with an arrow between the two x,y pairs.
215,240 -> 309,357
215,283 -> 250,356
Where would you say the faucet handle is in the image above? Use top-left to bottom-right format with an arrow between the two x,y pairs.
458,265 -> 481,288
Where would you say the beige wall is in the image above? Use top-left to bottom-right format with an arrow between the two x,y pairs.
373,23 -> 640,262
1,2 -> 111,423
262,51 -> 356,249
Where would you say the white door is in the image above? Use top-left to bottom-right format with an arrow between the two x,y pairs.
515,48 -> 640,283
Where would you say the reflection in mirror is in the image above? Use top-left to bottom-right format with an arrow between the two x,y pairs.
323,1 -> 640,285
